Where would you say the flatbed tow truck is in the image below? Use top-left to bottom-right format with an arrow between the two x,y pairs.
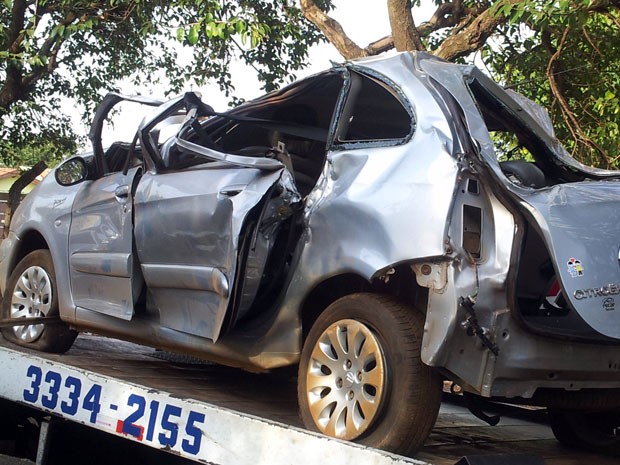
0,334 -> 617,465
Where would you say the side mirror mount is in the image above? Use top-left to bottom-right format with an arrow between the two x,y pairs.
55,157 -> 88,186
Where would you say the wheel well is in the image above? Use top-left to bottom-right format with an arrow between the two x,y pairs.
300,264 -> 428,338
11,230 -> 49,271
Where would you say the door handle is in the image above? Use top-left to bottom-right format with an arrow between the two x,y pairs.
115,185 -> 129,200
219,184 -> 247,197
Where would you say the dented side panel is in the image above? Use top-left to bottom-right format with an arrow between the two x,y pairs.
419,172 -> 516,392
415,54 -> 620,396
133,164 -> 286,342
291,68 -> 457,293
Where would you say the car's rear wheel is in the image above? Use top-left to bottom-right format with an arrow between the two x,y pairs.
1,250 -> 77,353
298,293 -> 441,455
549,410 -> 620,456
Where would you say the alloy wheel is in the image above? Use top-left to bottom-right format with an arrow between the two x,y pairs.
304,319 -> 386,440
10,265 -> 52,342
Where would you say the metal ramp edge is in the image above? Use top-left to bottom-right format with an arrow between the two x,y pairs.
0,346 -> 429,465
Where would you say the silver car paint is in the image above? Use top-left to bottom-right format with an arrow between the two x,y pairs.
417,55 -> 620,395
290,57 -> 457,299
0,169 -> 81,324
4,52 -> 620,401
68,167 -> 141,321
134,163 -> 288,342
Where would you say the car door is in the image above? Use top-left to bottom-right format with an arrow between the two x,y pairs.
133,163 -> 287,342
68,167 -> 142,320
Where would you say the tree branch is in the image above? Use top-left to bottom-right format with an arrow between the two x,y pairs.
299,0 -> 491,60
0,0 -> 32,110
364,35 -> 394,55
1,9 -> 78,112
435,0 -> 521,61
299,0 -> 368,59
7,0 -> 30,54
545,27 -> 611,166
417,2 -> 485,36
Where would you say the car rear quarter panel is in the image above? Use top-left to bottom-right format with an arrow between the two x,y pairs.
284,57 -> 458,308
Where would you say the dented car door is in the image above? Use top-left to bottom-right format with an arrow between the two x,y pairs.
133,163 -> 289,342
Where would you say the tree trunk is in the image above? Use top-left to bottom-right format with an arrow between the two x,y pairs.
387,0 -> 425,52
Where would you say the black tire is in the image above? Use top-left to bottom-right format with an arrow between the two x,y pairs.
549,410 -> 620,456
298,293 -> 442,456
1,250 -> 77,353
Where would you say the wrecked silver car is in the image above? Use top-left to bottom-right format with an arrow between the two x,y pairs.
3,51 -> 620,456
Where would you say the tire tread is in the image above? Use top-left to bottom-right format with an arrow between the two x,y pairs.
298,292 -> 441,456
1,249 -> 77,353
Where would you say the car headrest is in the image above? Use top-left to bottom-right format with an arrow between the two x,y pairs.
500,160 -> 547,189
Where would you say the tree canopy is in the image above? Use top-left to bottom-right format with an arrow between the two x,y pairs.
301,0 -> 620,168
1,0 -> 619,168
0,0 -> 323,167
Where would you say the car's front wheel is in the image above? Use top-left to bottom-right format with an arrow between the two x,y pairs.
549,410 -> 620,456
1,250 -> 77,353
298,293 -> 441,455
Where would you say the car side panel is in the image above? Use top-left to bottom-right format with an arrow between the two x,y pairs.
134,163 -> 284,342
293,64 -> 457,283
0,172 -> 81,323
68,168 -> 141,320
299,145 -> 457,280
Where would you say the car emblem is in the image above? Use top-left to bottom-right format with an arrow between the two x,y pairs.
603,297 -> 616,311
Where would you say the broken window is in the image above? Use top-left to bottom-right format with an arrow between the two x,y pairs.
164,72 -> 344,196
183,73 -> 341,157
336,72 -> 413,144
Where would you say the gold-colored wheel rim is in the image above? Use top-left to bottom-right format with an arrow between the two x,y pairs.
305,319 -> 386,440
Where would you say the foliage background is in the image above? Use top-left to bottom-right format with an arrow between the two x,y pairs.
1,0 -> 619,168
0,0 -> 324,167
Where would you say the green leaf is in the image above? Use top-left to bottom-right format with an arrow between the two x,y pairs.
188,24 -> 199,44
235,19 -> 246,34
176,26 -> 185,41
205,21 -> 215,37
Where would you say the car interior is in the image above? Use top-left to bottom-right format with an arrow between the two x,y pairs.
160,69 -> 414,199
161,72 -> 343,197
466,79 -> 601,340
